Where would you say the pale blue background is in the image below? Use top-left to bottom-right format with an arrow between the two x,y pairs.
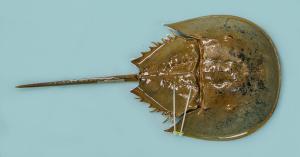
0,0 -> 299,156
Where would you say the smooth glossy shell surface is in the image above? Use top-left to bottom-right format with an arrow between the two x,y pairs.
132,15 -> 280,140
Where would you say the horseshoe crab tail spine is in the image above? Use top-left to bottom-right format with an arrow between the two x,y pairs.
16,74 -> 139,88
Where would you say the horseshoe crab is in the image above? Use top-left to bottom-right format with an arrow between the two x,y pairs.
17,15 -> 280,140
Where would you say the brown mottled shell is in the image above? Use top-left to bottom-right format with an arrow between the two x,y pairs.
131,15 -> 280,140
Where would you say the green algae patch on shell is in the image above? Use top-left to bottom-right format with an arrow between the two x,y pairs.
133,15 -> 280,140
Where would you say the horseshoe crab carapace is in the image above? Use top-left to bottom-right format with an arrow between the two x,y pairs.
17,15 -> 281,140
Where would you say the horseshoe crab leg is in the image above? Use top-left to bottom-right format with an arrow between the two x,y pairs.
172,85 -> 177,134
172,85 -> 192,136
179,87 -> 192,135
16,74 -> 138,88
